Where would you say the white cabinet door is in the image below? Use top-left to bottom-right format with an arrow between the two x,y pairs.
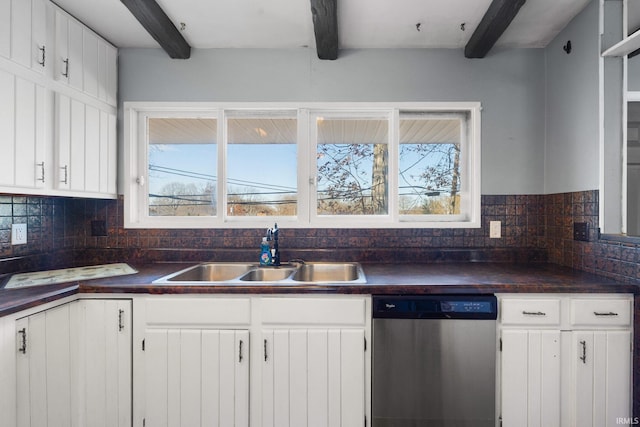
53,6 -> 116,104
30,0 -> 47,74
15,77 -> 46,189
0,75 -> 48,190
55,92 -> 117,196
82,29 -> 98,98
74,299 -> 132,427
501,329 -> 561,427
7,0 -> 48,72
572,330 -> 632,427
0,315 -> 17,427
16,303 -> 73,427
144,329 -> 250,427
54,10 -> 83,90
10,0 -> 32,69
96,40 -> 117,106
0,69 -> 15,186
56,94 -> 88,192
262,328 -> 366,427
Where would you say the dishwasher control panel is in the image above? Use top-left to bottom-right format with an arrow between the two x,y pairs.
373,295 -> 497,319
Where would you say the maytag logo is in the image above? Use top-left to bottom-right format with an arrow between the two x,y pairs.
617,417 -> 640,425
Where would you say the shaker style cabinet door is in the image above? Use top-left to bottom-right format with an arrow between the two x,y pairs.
144,329 -> 250,427
261,328 -> 366,427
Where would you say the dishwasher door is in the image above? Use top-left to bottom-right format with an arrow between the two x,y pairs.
372,304 -> 497,427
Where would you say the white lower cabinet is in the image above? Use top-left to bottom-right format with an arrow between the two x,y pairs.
14,299 -> 131,427
135,295 -> 371,427
143,329 -> 249,427
75,299 -> 132,427
499,294 -> 633,427
261,328 -> 365,427
501,329 -> 561,427
571,330 -> 632,427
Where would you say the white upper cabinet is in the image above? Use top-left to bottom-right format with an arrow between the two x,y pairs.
0,0 -> 118,198
54,7 -> 117,106
0,0 -> 50,74
55,92 -> 117,196
0,71 -> 48,190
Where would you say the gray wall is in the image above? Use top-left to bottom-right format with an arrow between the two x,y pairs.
118,47 -> 546,195
544,0 -> 600,194
630,56 -> 640,91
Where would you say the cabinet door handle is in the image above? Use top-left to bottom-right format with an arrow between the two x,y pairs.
593,311 -> 618,316
62,58 -> 69,78
18,328 -> 26,354
522,310 -> 546,316
238,339 -> 244,363
37,162 -> 45,182
579,340 -> 587,364
38,45 -> 45,67
264,339 -> 268,362
60,165 -> 68,184
118,309 -> 125,331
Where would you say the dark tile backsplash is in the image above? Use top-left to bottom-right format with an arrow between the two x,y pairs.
0,190 -> 638,284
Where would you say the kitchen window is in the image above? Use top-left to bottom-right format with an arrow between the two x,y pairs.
124,102 -> 481,228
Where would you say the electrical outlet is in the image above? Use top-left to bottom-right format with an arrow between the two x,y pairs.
489,221 -> 501,238
11,223 -> 27,245
573,222 -> 590,241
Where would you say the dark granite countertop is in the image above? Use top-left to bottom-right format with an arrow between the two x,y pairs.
1,262 -> 638,317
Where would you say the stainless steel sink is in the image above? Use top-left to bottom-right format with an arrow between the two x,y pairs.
239,267 -> 297,281
153,262 -> 366,285
292,262 -> 362,283
157,263 -> 254,282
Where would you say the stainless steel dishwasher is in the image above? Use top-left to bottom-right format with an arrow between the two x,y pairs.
372,295 -> 498,427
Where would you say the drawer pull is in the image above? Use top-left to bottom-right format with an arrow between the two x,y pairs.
522,311 -> 546,316
593,311 -> 618,316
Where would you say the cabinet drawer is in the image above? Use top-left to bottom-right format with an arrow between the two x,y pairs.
146,297 -> 251,326
261,297 -> 367,326
500,299 -> 561,326
570,298 -> 632,327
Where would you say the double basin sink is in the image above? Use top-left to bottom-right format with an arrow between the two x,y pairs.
153,262 -> 366,285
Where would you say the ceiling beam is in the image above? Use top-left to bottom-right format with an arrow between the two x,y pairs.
464,0 -> 526,59
120,0 -> 191,59
310,0 -> 338,60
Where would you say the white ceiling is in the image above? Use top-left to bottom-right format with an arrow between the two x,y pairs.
52,0 -> 592,51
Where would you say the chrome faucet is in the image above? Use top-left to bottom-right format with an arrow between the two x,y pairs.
266,223 -> 280,266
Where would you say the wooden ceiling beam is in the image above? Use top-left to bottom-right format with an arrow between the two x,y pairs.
464,0 -> 526,59
310,0 -> 338,60
120,0 -> 191,59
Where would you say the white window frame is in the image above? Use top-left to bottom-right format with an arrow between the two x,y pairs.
123,102 -> 481,229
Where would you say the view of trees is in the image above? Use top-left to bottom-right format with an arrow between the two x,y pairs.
317,142 -> 461,216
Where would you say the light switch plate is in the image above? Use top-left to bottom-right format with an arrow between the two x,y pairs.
489,221 -> 501,238
11,223 -> 27,245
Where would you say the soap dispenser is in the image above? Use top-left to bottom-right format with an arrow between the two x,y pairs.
260,237 -> 272,266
